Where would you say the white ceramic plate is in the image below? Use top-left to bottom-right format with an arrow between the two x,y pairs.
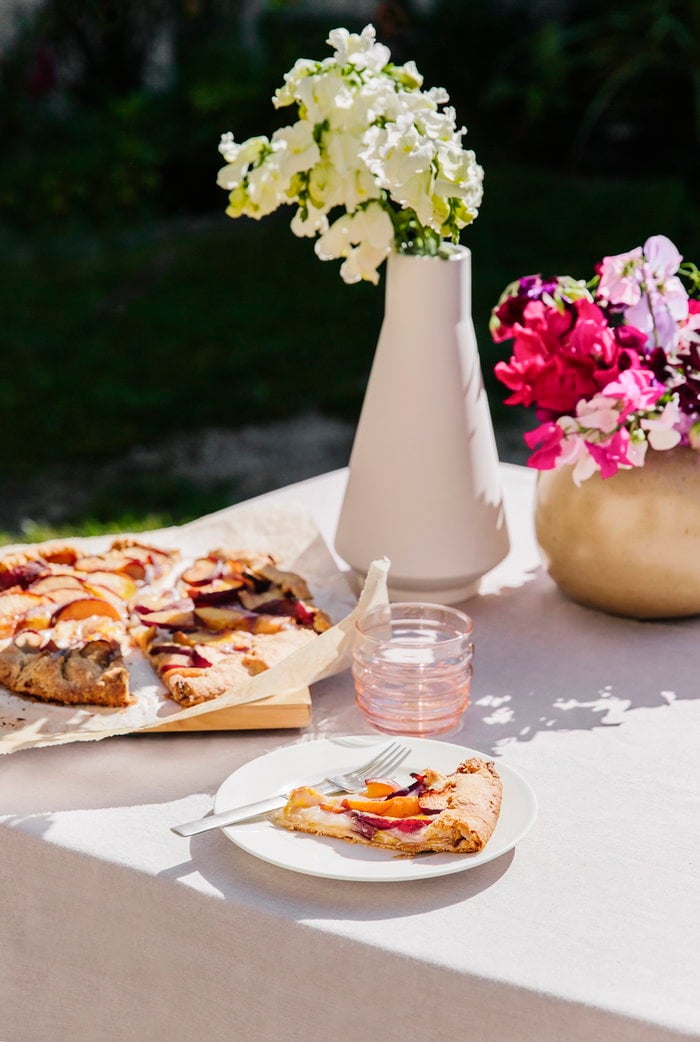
214,736 -> 537,882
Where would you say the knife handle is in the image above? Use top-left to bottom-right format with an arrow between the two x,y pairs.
171,793 -> 287,837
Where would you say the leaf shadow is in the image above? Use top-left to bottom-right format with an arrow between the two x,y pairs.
464,570 -> 699,756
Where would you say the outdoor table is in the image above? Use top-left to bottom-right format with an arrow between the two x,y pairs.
1,464 -> 698,1042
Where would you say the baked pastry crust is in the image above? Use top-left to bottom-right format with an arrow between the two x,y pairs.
0,628 -> 132,707
272,758 -> 503,855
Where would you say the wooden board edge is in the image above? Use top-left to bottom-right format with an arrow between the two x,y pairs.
143,687 -> 312,732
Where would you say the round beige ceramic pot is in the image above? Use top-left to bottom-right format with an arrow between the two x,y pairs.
534,446 -> 700,619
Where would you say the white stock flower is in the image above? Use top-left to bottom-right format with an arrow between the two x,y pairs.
327,25 -> 390,72
271,121 -> 320,177
315,213 -> 354,260
273,58 -> 319,108
216,135 -> 269,189
295,67 -> 354,125
291,204 -> 329,239
218,23 -> 483,282
360,118 -> 434,197
315,202 -> 393,269
351,201 -> 394,251
245,152 -> 293,217
389,60 -> 423,90
307,158 -> 345,211
340,243 -> 390,285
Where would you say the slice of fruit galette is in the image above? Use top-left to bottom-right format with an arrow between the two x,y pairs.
132,548 -> 332,707
0,539 -> 180,707
272,758 -> 503,855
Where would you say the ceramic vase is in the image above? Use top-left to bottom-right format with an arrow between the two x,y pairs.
535,446 -> 700,618
334,247 -> 509,604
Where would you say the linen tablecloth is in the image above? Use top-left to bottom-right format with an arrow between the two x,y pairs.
1,465 -> 698,1042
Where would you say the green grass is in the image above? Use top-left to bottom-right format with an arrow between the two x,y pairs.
0,473 -> 235,546
1,161 -> 699,539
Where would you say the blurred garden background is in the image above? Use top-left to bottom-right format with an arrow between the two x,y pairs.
1,0 -> 699,541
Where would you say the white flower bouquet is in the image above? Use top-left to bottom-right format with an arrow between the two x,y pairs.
216,25 -> 483,284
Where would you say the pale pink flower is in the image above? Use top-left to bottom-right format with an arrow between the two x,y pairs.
640,400 -> 682,450
574,394 -> 620,433
597,246 -> 643,306
623,235 -> 688,350
674,300 -> 700,355
556,419 -> 601,484
625,437 -> 649,468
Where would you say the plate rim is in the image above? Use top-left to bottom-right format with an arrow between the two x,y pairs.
214,735 -> 537,882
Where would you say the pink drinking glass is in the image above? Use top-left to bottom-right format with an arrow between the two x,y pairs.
352,602 -> 474,737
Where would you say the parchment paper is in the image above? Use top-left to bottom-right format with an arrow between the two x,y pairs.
0,498 -> 390,753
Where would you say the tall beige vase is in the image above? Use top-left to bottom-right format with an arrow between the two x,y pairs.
335,247 -> 510,604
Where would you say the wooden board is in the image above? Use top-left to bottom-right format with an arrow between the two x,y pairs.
145,687 -> 311,732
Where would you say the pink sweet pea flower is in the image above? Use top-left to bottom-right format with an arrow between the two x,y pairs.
495,299 -> 600,417
600,368 -> 665,421
586,429 -> 636,478
623,235 -> 689,350
597,246 -> 643,306
575,394 -> 620,433
523,421 -> 565,470
565,299 -> 619,365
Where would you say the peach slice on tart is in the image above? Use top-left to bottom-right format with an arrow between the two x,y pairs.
28,575 -> 91,598
341,794 -> 423,818
73,551 -> 150,583
51,597 -> 124,624
0,592 -> 46,637
363,777 -> 403,799
81,570 -> 138,601
0,590 -> 46,615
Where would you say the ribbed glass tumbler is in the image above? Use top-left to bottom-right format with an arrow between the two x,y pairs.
352,603 -> 474,737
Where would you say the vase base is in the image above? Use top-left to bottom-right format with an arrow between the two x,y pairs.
347,570 -> 481,606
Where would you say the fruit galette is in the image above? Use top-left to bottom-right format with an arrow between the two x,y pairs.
272,758 -> 502,855
0,540 -> 331,709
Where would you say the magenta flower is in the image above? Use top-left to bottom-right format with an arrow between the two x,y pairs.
490,235 -> 700,481
586,430 -> 635,479
523,421 -> 565,470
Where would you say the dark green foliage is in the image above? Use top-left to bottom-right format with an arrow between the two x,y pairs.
0,0 -> 699,541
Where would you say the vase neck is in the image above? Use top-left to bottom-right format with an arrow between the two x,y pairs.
384,248 -> 472,319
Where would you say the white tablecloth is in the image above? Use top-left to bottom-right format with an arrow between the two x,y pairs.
1,465 -> 698,1042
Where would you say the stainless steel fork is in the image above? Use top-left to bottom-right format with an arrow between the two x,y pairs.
171,741 -> 410,837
